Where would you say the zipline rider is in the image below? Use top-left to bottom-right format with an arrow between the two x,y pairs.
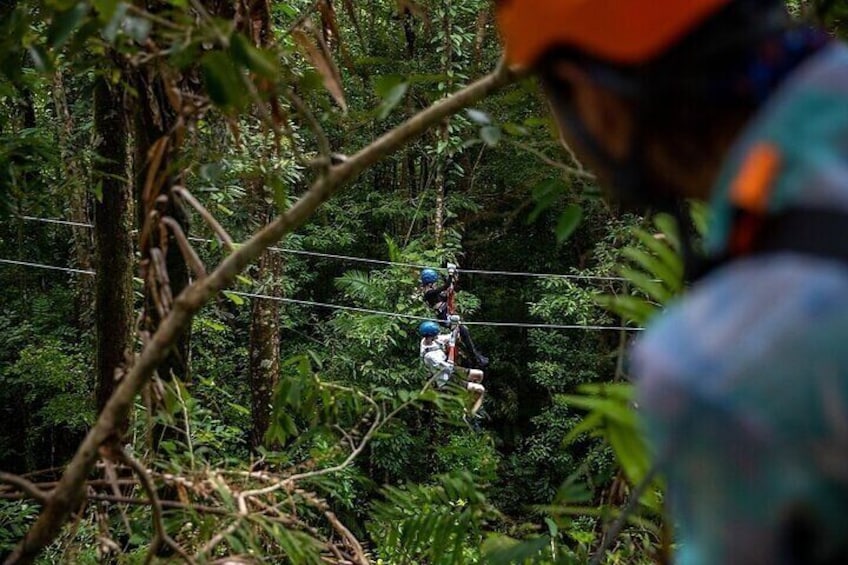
420,264 -> 489,368
418,321 -> 486,423
498,0 -> 848,562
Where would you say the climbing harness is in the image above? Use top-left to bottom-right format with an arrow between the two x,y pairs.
446,315 -> 461,366
445,262 -> 458,318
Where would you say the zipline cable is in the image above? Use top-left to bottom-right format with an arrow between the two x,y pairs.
0,258 -> 643,332
18,216 -> 93,229
0,258 -> 96,276
17,215 -> 628,282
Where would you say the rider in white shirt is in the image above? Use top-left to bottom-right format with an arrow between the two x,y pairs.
418,321 -> 485,416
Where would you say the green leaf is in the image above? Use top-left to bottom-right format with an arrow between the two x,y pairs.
595,294 -> 656,326
377,82 -> 408,120
480,125 -> 501,147
555,205 -> 582,243
544,517 -> 559,538
633,228 -> 683,283
562,411 -> 604,445
465,108 -> 490,125
228,402 -> 250,416
101,1 -> 127,41
222,290 -> 245,306
527,178 -> 567,224
622,247 -> 679,290
122,15 -> 151,42
374,74 -> 404,97
48,3 -> 88,49
92,0 -> 120,23
619,267 -> 672,304
269,176 -> 288,213
502,122 -> 529,136
482,534 -> 550,565
201,51 -> 247,110
230,33 -> 278,79
27,46 -> 51,72
653,213 -> 681,251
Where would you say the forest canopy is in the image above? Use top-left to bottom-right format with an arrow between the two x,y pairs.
0,0 -> 841,563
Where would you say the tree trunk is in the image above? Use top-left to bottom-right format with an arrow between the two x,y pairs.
93,76 -> 134,416
53,69 -> 94,325
239,0 -> 283,450
433,1 -> 454,248
248,243 -> 283,448
472,6 -> 489,72
433,143 -> 447,247
132,67 -> 192,452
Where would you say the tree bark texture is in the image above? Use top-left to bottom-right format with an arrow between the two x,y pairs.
132,68 -> 192,458
240,0 -> 283,449
433,1 -> 453,248
93,77 -> 134,415
133,68 -> 192,387
53,69 -> 95,325
248,246 -> 283,448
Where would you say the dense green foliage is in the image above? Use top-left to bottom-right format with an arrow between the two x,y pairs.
5,0 -> 838,563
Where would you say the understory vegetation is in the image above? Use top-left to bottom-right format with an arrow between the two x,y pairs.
0,0 -> 839,563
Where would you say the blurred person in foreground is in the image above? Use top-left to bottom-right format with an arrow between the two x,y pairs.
496,0 -> 848,563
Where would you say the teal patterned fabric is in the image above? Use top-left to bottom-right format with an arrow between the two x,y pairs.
633,44 -> 848,564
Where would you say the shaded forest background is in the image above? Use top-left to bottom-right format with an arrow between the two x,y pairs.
0,0 -> 842,563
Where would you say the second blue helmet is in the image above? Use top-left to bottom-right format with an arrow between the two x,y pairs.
420,268 -> 439,285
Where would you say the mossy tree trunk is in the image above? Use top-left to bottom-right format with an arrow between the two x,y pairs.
241,0 -> 283,450
93,75 -> 133,416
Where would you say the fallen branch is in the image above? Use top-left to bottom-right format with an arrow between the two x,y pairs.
111,445 -> 196,565
7,61 -> 514,565
0,473 -> 49,505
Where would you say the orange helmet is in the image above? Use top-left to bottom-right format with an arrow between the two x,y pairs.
496,0 -> 733,68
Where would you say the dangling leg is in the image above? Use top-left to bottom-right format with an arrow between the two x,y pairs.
465,369 -> 485,416
458,325 -> 488,368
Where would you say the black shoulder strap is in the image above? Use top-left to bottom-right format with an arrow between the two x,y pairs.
754,208 -> 848,262
689,208 -> 848,282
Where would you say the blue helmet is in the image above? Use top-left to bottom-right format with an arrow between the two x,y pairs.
419,321 -> 440,337
420,268 -> 439,285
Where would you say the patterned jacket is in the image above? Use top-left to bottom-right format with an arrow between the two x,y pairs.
633,43 -> 848,564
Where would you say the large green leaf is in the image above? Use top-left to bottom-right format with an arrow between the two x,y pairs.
47,2 -> 88,48
230,33 -> 278,79
201,51 -> 248,110
555,205 -> 582,243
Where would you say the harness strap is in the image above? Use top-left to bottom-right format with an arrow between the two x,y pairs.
691,207 -> 848,281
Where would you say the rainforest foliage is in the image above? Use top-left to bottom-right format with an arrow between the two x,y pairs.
0,0 -> 840,563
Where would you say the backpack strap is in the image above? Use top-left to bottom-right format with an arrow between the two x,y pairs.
690,207 -> 848,282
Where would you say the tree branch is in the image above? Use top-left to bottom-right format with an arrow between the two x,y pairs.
110,445 -> 196,565
503,137 -> 594,180
172,187 -> 236,252
7,61 -> 514,565
0,473 -> 49,505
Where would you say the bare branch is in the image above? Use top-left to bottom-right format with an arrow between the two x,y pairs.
286,89 -> 332,162
0,473 -> 49,505
86,493 -> 231,515
324,510 -> 367,565
503,137 -> 595,180
103,460 -> 133,536
109,446 -> 196,565
172,186 -> 236,252
194,518 -> 243,561
9,62 -> 514,565
162,217 -> 207,280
